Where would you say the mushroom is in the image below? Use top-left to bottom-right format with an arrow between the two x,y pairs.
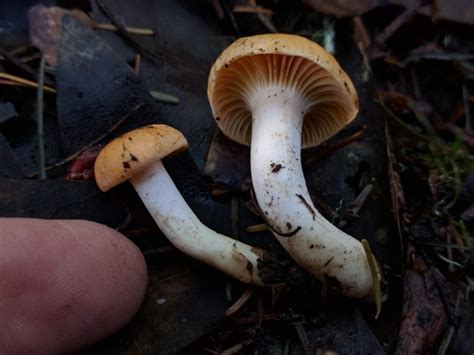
207,34 -> 379,298
94,124 -> 272,286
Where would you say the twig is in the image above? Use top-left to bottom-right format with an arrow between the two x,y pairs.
28,102 -> 144,177
212,0 -> 225,19
225,288 -> 254,316
0,72 -> 56,93
221,340 -> 253,355
437,254 -> 463,269
291,311 -> 312,355
246,223 -> 268,232
338,184 -> 373,228
283,338 -> 291,355
219,0 -> 240,35
352,16 -> 371,49
257,13 -> 278,33
375,1 -> 422,45
233,5 -> 273,15
95,0 -> 163,64
134,53 -> 141,74
94,22 -> 155,35
305,127 -> 365,165
376,99 -> 428,140
0,46 -> 54,86
37,56 -> 47,180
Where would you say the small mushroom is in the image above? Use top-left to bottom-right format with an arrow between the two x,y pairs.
208,34 -> 378,298
94,124 -> 269,286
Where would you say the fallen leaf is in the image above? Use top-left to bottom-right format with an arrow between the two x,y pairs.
56,15 -> 157,155
303,0 -> 382,17
395,251 -> 449,354
28,5 -> 95,66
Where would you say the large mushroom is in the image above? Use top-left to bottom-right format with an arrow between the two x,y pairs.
207,34 -> 379,299
94,124 -> 274,286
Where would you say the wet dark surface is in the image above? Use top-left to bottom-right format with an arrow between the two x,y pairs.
0,179 -> 130,227
56,15 -> 160,156
0,0 -> 406,353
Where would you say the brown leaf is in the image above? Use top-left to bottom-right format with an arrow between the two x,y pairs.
431,0 -> 474,25
28,5 -> 95,66
395,251 -> 449,354
303,0 -> 382,17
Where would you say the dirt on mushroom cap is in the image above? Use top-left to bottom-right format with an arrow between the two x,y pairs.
94,124 -> 189,192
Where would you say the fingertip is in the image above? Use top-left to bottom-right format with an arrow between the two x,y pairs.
0,218 -> 148,354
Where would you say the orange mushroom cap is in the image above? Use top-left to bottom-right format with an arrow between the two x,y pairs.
207,33 -> 359,148
94,124 -> 188,192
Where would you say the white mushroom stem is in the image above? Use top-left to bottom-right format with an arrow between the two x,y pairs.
249,85 -> 374,298
130,159 -> 266,285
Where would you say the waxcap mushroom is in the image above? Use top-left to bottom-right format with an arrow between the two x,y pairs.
208,33 -> 359,148
95,124 -> 188,192
207,34 -> 379,300
94,124 -> 279,286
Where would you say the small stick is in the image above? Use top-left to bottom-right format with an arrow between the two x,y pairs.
246,223 -> 268,232
37,56 -> 47,180
0,72 -> 56,93
292,313 -> 312,355
233,5 -> 274,15
96,0 -> 163,64
0,46 -> 53,86
352,16 -> 371,49
305,127 -> 365,165
134,53 -> 141,74
225,288 -> 254,316
339,184 -> 373,228
375,1 -> 421,45
220,340 -> 253,355
94,23 -> 155,36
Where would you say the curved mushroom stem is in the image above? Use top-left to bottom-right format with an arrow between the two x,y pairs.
130,159 -> 267,286
250,85 -> 376,298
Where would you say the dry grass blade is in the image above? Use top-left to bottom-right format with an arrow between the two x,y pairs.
246,223 -> 268,232
0,72 -> 56,93
339,183 -> 373,227
233,5 -> 274,15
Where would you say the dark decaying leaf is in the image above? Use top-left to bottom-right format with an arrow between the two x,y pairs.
0,179 -> 130,228
395,252 -> 449,354
95,0 -> 163,64
203,132 -> 250,191
56,15 -> 159,156
0,132 -> 25,178
0,102 -> 18,124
